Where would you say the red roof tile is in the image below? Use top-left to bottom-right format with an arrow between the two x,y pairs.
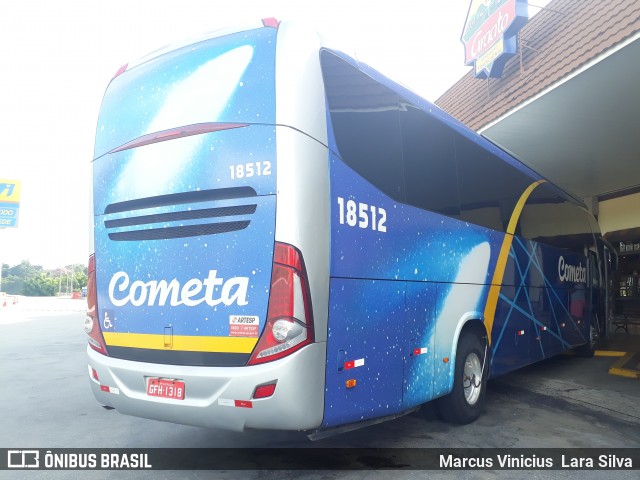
435,0 -> 640,131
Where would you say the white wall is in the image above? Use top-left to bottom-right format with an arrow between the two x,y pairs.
598,192 -> 640,234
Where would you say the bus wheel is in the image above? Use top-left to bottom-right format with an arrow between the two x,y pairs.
436,332 -> 487,424
575,318 -> 598,358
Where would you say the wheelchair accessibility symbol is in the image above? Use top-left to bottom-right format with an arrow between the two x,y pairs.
103,311 -> 114,329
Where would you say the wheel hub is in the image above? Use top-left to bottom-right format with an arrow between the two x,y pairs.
463,352 -> 482,405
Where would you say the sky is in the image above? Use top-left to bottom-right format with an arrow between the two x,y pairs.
0,0 -> 550,269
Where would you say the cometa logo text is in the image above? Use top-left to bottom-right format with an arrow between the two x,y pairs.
558,257 -> 587,283
108,270 -> 249,307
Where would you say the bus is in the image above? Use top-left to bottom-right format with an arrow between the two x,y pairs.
85,18 -> 612,436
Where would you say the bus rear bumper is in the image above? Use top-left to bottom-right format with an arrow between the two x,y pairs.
87,342 -> 326,432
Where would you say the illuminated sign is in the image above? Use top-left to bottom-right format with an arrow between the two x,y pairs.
461,0 -> 529,78
0,179 -> 21,228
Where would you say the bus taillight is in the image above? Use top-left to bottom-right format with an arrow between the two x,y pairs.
248,243 -> 314,365
85,254 -> 109,356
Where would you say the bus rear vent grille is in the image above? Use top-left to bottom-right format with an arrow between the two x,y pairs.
103,188 -> 257,242
107,221 -> 250,241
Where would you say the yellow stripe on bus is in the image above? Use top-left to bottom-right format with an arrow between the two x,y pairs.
483,180 -> 546,344
103,332 -> 258,353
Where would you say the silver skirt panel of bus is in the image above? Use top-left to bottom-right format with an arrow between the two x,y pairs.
88,342 -> 326,431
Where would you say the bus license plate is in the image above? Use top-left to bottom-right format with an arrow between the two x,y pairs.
147,378 -> 185,400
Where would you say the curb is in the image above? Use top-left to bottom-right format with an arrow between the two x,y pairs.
609,352 -> 640,379
594,350 -> 627,357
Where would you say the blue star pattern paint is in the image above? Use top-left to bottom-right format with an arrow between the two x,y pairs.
91,27 -> 277,361
85,20 -> 606,434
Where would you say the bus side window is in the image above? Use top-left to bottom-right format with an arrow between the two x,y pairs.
455,135 -> 532,233
321,51 -> 405,202
519,183 -> 594,254
400,105 -> 459,216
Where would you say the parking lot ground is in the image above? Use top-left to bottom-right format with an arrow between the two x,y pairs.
1,303 -> 639,479
494,349 -> 640,427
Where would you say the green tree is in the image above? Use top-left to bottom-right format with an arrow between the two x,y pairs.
1,261 -> 38,294
23,272 -> 58,296
7,260 -> 41,279
65,264 -> 88,292
1,260 -> 88,296
1,275 -> 23,295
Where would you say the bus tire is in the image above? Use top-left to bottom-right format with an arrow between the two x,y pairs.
436,332 -> 487,424
575,318 -> 597,358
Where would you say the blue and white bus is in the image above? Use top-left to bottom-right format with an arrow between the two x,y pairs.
85,19 -> 612,435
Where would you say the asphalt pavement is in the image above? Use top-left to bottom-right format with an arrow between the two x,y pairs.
1,298 -> 639,479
